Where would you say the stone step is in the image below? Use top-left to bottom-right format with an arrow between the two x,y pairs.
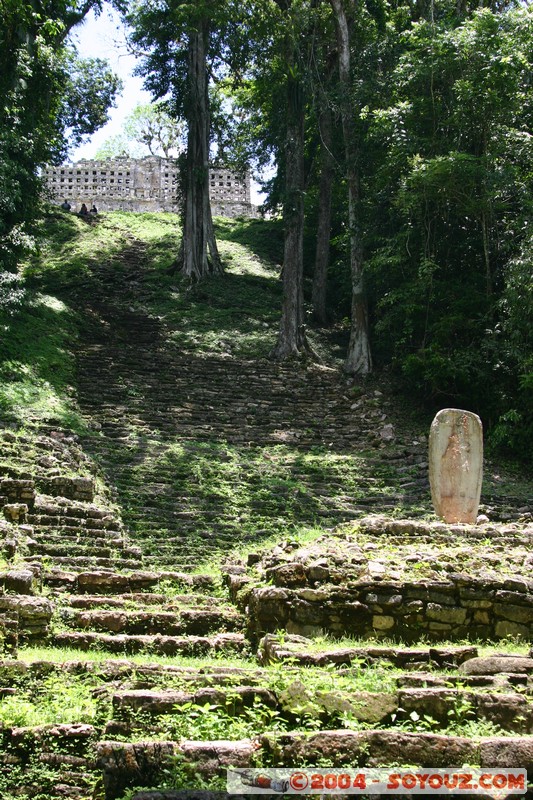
258,635 -> 478,669
27,517 -> 122,533
59,607 -> 244,636
52,631 -> 247,656
0,657 -> 260,685
8,655 -> 529,696
29,504 -> 116,521
28,533 -> 124,549
58,593 -> 226,609
108,684 -> 276,727
96,731 -> 533,800
104,683 -> 533,737
29,543 -> 124,559
398,668 -> 531,689
27,554 -> 143,570
44,569 -> 218,594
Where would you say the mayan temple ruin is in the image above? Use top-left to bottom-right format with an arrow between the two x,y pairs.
43,156 -> 257,217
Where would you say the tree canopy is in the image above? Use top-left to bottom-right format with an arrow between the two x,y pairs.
0,0 -> 122,275
95,102 -> 185,159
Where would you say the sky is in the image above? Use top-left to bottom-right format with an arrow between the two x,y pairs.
68,7 -> 152,161
68,9 -> 266,205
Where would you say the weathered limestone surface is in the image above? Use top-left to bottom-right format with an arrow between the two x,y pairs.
429,409 -> 483,523
459,655 -> 533,675
258,633 -> 477,668
39,475 -> 95,502
0,595 -> 54,639
98,732 -> 533,799
112,686 -> 276,718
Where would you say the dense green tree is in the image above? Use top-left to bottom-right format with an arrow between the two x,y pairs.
96,101 -> 185,159
59,56 -> 123,150
0,0 -> 122,278
363,4 -> 532,446
128,0 -> 251,280
329,0 -> 373,374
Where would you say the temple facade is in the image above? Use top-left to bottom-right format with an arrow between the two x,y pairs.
43,156 -> 257,217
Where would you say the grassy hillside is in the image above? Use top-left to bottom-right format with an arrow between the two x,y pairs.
1,210 -> 286,427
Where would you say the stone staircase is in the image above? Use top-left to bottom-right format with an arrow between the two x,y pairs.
0,233 -> 532,799
70,254 -> 435,572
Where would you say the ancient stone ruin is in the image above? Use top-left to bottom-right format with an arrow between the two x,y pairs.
43,156 -> 257,217
1,241 -> 532,799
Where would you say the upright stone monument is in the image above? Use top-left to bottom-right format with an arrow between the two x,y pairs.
429,409 -> 483,524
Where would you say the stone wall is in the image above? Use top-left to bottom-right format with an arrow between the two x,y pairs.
246,577 -> 533,644
43,157 -> 257,217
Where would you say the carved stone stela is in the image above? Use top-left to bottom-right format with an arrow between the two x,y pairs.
429,408 -> 483,524
43,156 -> 257,218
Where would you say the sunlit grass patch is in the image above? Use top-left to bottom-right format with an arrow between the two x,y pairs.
18,645 -> 255,670
0,673 -> 99,727
0,290 -> 84,429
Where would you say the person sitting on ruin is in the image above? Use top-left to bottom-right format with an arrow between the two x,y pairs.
60,199 -> 71,212
89,204 -> 98,214
79,203 -> 89,216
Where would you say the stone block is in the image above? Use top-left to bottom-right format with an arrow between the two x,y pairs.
2,504 -> 28,523
427,603 -> 467,624
398,688 -> 458,722
428,622 -> 453,631
461,599 -> 493,609
477,693 -> 533,733
480,737 -> 533,770
364,730 -> 478,768
495,620 -> 530,639
265,562 -> 307,587
372,615 -> 395,630
316,690 -> 398,724
495,589 -> 533,603
0,570 -> 34,594
459,656 -> 533,675
494,603 -> 533,624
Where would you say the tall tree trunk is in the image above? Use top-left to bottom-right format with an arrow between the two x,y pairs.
271,51 -> 309,358
178,22 -> 222,281
329,0 -> 372,374
312,103 -> 334,325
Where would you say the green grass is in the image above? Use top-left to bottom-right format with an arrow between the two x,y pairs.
111,440 -> 407,559
0,673 -> 100,727
8,644 -> 528,742
0,291 -> 83,429
17,645 -> 255,669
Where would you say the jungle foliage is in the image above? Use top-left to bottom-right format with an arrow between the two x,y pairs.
1,0 -> 531,457
0,0 -> 122,278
